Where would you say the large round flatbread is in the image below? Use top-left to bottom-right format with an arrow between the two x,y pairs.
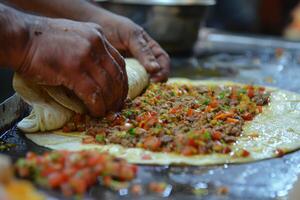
14,59 -> 149,132
23,78 -> 300,165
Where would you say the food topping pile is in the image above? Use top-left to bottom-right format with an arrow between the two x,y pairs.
63,83 -> 270,157
15,150 -> 138,196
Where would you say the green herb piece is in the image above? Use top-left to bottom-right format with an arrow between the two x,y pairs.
218,91 -> 226,99
128,128 -> 135,136
203,99 -> 210,105
96,134 -> 105,142
123,110 -> 133,117
203,131 -> 211,140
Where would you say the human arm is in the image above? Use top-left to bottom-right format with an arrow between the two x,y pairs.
3,0 -> 170,82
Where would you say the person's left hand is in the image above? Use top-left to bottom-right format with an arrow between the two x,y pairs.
91,12 -> 170,82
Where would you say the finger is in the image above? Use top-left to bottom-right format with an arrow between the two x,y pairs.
104,40 -> 128,105
93,36 -> 127,111
143,33 -> 171,82
149,51 -> 170,82
85,54 -> 116,112
128,28 -> 161,74
69,72 -> 106,117
104,39 -> 126,71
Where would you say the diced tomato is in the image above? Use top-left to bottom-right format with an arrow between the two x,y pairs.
212,131 -> 222,141
222,147 -> 231,154
81,168 -> 95,185
48,172 -> 67,188
70,178 -> 87,194
63,167 -> 76,177
41,165 -> 58,177
136,113 -> 146,122
187,108 -> 194,117
247,86 -> 255,98
181,146 -> 197,156
87,156 -> 99,167
205,105 -> 212,112
143,116 -> 158,130
143,136 -> 161,151
93,163 -> 103,174
188,138 -> 197,146
242,112 -> 253,121
169,107 -> 179,114
241,149 -> 250,157
16,150 -> 138,197
209,99 -> 219,108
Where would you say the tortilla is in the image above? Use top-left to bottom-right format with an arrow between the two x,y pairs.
14,59 -> 149,132
24,79 -> 300,165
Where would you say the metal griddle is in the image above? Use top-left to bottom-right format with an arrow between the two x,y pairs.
2,31 -> 300,200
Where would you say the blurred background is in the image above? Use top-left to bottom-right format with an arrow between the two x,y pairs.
2,0 -> 300,102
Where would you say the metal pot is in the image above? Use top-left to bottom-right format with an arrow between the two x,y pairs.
95,0 -> 216,55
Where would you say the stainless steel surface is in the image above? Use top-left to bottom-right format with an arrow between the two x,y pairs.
0,94 -> 29,133
169,30 -> 300,94
196,29 -> 300,53
95,0 -> 215,6
97,2 -> 214,54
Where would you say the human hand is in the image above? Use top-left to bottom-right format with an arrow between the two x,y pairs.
16,17 -> 128,117
92,12 -> 170,82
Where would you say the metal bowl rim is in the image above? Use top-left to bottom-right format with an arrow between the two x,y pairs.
94,0 -> 216,6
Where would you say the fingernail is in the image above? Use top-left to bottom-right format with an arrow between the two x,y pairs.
149,61 -> 161,71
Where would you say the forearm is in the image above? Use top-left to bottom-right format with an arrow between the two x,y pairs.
2,0 -> 112,24
0,3 -> 30,70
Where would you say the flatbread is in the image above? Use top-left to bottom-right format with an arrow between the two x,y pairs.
24,79 -> 300,165
14,59 -> 149,133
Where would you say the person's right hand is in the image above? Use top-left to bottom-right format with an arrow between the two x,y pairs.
15,17 -> 128,117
